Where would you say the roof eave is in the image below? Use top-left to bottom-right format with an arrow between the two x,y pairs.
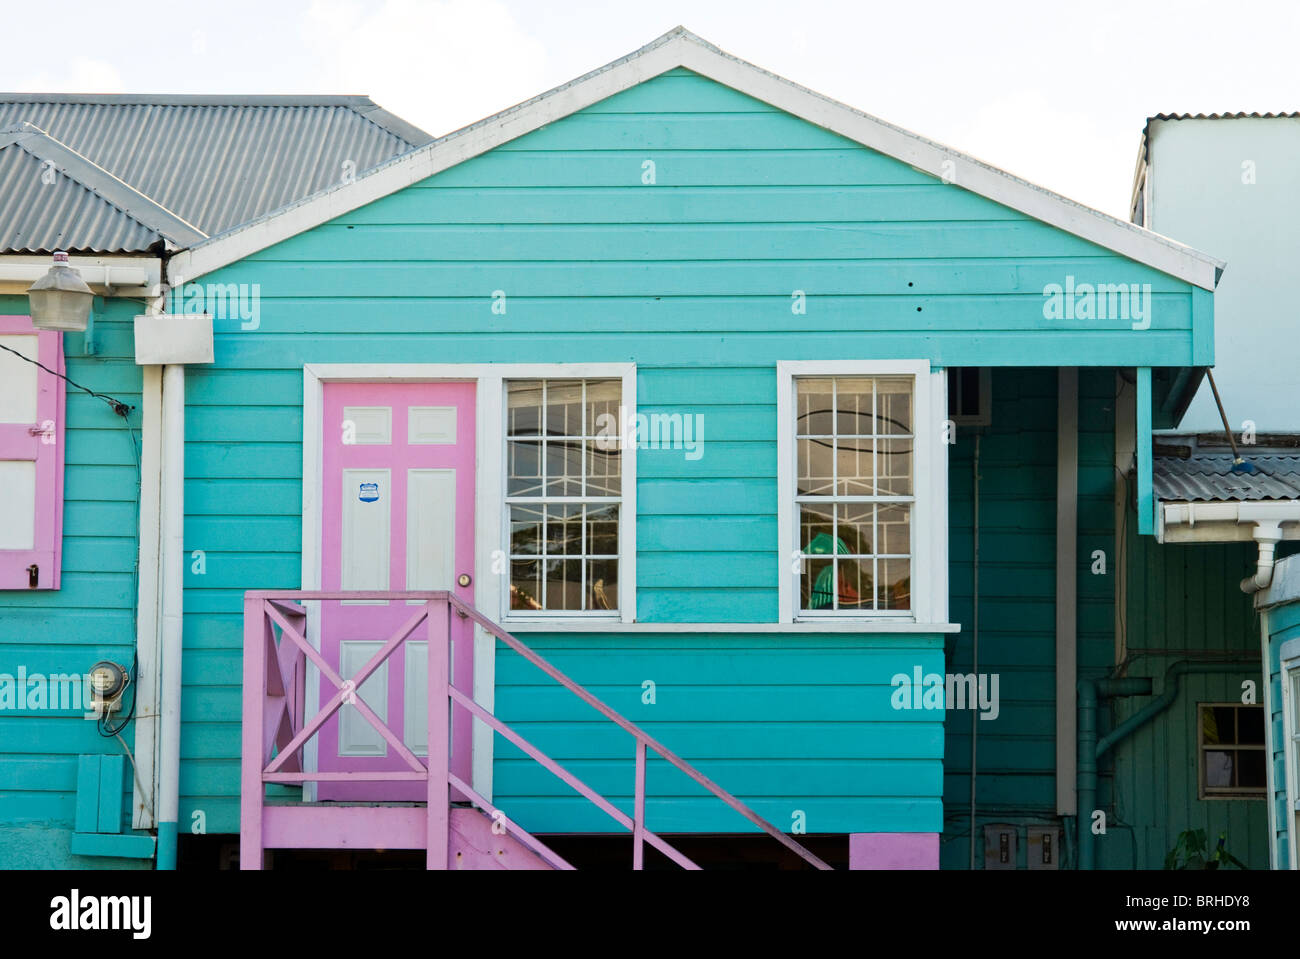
168,26 -> 1227,290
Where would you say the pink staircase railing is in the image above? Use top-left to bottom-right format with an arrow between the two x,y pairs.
241,590 -> 833,870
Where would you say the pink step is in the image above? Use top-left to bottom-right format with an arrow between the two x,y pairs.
449,807 -> 555,870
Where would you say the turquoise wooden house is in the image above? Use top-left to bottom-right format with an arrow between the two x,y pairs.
0,28 -> 1224,870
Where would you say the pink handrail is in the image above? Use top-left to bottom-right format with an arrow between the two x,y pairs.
243,590 -> 833,870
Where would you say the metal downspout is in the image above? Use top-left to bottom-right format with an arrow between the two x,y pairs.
156,363 -> 185,868
1077,660 -> 1259,869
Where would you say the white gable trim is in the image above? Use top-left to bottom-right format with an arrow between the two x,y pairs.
168,27 -> 1224,290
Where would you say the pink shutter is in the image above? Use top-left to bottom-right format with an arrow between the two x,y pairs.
0,316 -> 65,590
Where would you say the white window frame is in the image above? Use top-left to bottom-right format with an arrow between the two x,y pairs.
501,375 -> 634,624
1280,638 -> 1300,869
776,360 -> 947,625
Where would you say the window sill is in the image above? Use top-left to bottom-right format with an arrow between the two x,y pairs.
502,620 -> 961,633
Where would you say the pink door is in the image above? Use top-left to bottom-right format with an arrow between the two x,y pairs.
317,382 -> 475,801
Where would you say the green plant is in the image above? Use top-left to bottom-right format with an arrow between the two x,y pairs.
1163,829 -> 1248,870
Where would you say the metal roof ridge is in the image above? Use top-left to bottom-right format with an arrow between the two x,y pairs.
0,121 -> 206,248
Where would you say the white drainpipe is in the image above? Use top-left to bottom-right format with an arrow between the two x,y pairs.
156,364 -> 186,867
1160,502 -> 1299,595
1242,521 -> 1283,594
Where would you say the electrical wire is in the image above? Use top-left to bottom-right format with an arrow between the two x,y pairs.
0,340 -> 134,417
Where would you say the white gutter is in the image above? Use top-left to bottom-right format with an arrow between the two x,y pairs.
1160,501 -> 1300,593
0,255 -> 159,295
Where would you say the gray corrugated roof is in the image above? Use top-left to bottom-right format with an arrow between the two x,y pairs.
0,128 -> 162,253
0,94 -> 432,253
1154,453 -> 1300,502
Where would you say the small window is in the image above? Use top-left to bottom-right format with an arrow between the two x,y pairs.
0,317 -> 65,590
505,379 -> 622,616
1198,703 -> 1266,799
794,374 -> 914,614
947,367 -> 990,426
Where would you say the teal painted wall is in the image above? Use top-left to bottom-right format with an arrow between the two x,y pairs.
164,70 -> 1205,838
0,295 -> 148,869
938,366 -> 1269,869
492,633 -> 943,834
1107,534 -> 1269,869
939,367 -> 1117,867
1,68 -> 1210,855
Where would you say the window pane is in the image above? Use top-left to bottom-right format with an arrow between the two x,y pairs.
876,377 -> 912,435
1205,750 -> 1233,788
802,556 -> 834,610
1205,707 -> 1235,745
546,380 -> 583,437
878,504 -> 911,555
587,558 -> 618,611
835,501 -> 873,555
507,381 -> 542,436
835,436 -> 874,496
837,557 -> 871,610
797,379 -> 834,436
834,378 -> 874,436
586,443 -> 621,495
799,503 -> 837,555
546,504 -> 582,556
797,437 -> 834,496
879,558 -> 911,610
1238,705 -> 1265,745
586,505 -> 619,556
586,380 -> 621,438
507,440 -> 542,496
545,558 -> 583,611
875,438 -> 913,496
509,505 -> 543,555
545,439 -> 584,497
1238,749 -> 1266,788
510,559 -> 542,611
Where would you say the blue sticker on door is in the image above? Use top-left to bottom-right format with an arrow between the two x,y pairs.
358,482 -> 380,503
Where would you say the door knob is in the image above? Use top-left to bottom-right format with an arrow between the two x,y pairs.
457,573 -> 472,587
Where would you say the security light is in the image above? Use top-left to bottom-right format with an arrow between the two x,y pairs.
28,251 -> 94,331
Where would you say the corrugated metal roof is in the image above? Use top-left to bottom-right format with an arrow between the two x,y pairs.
1154,453 -> 1300,502
0,131 -> 162,253
1148,112 -> 1300,122
1132,112 -> 1300,221
0,94 -> 431,253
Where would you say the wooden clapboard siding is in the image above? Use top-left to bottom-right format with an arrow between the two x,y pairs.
174,71 -> 1200,837
1,68 -> 1211,852
1113,533 -> 1270,869
0,294 -> 145,868
490,632 -> 943,833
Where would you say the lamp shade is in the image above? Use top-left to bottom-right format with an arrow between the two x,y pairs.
28,251 -> 93,331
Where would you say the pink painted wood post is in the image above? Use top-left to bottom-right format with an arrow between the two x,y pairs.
633,740 -> 646,870
849,833 -> 939,869
426,600 -> 450,869
240,596 -> 266,870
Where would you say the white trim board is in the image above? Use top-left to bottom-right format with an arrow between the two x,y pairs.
301,362 -> 637,802
775,359 -> 949,627
168,28 -> 1223,291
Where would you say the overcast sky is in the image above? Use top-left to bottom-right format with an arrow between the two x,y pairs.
5,0 -> 1297,217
